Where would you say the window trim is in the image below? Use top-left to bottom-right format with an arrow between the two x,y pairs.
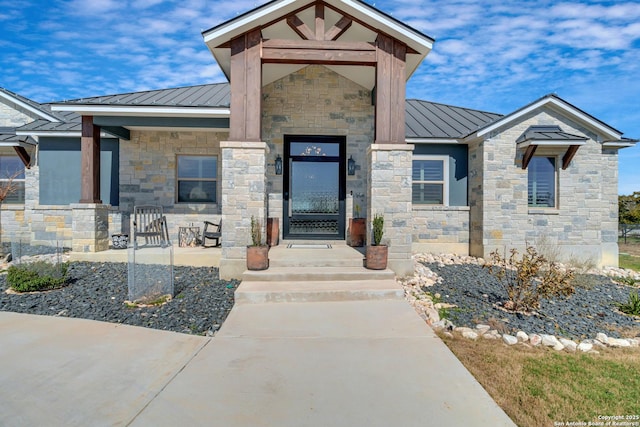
527,155 -> 557,209
412,154 -> 449,206
0,155 -> 26,205
175,154 -> 218,204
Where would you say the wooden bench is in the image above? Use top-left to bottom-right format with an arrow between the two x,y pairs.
132,205 -> 171,248
202,219 -> 222,248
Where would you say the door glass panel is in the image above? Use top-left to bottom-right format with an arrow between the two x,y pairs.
289,161 -> 339,235
290,142 -> 340,157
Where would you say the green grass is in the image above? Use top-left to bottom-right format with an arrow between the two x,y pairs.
523,352 -> 640,422
442,334 -> 640,427
620,254 -> 640,272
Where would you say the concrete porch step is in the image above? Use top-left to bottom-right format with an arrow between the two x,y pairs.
235,279 -> 404,304
242,266 -> 395,282
267,243 -> 365,268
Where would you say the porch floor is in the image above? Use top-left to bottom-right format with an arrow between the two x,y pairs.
70,246 -> 221,267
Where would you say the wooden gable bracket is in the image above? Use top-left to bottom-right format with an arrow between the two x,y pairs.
562,145 -> 580,170
286,3 -> 353,42
13,146 -> 31,169
521,144 -> 537,169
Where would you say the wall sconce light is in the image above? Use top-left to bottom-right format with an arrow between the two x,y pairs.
275,154 -> 283,175
348,155 -> 356,176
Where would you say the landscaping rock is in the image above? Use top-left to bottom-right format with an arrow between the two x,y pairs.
516,331 -> 529,342
475,324 -> 491,334
608,337 -> 631,348
462,330 -> 479,340
502,334 -> 518,345
542,334 -> 561,347
529,334 -> 542,346
596,333 -> 609,344
578,341 -> 594,352
559,338 -> 577,352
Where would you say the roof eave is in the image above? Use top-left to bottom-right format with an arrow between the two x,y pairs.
0,91 -> 60,123
50,104 -> 231,118
471,95 -> 624,141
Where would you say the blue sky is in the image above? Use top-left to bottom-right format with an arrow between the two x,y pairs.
1,0 -> 638,194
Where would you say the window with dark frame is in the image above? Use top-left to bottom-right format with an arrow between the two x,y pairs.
176,155 -> 217,203
412,156 -> 448,205
528,156 -> 556,208
0,156 -> 25,204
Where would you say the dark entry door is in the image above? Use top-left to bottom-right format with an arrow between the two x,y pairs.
283,135 -> 346,240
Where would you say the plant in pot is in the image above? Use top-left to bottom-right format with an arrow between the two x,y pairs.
365,213 -> 388,270
348,204 -> 366,247
247,216 -> 269,270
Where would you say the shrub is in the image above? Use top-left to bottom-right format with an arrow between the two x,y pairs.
616,290 -> 640,316
372,214 -> 384,246
486,246 -> 575,312
250,216 -> 263,246
7,261 -> 68,292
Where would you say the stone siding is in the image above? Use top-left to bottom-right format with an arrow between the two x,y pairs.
119,130 -> 226,242
471,107 -> 620,266
219,141 -> 268,279
262,65 -> 374,228
0,102 -> 33,127
368,144 -> 414,276
413,206 -> 470,254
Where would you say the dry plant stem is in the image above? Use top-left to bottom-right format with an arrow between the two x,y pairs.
487,246 -> 575,312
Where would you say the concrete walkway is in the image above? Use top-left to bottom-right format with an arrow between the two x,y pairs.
0,298 -> 515,426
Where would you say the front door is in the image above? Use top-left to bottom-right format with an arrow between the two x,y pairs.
283,135 -> 346,240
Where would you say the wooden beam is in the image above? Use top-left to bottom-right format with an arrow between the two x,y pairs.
522,145 -> 537,169
375,34 -> 407,144
562,145 -> 580,169
262,47 -> 376,65
262,39 -> 375,51
315,3 -> 325,41
390,40 -> 406,144
80,115 -> 102,203
325,16 -> 352,41
287,15 -> 315,40
229,30 -> 262,141
13,146 -> 30,169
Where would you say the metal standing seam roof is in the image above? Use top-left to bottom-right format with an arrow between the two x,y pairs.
55,83 -> 231,108
0,87 -> 63,122
516,125 -> 588,144
405,99 -> 503,139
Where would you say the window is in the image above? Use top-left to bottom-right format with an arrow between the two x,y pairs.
177,155 -> 217,203
0,156 -> 25,204
412,156 -> 448,205
528,157 -> 556,207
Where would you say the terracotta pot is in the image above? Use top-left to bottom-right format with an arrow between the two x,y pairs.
348,218 -> 366,247
247,245 -> 269,270
365,245 -> 388,270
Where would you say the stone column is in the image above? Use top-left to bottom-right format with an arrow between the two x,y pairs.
219,141 -> 268,280
367,144 -> 414,277
71,203 -> 109,252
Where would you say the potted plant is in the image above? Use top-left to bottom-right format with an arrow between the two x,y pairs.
365,213 -> 387,270
247,216 -> 269,270
348,204 -> 366,247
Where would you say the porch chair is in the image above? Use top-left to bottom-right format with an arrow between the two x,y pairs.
202,219 -> 222,248
132,205 -> 171,248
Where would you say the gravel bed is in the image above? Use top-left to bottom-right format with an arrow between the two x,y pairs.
0,262 -> 239,336
423,262 -> 640,340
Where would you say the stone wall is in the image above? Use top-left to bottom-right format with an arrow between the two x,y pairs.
471,107 -> 620,267
262,65 -> 374,227
119,129 -> 226,241
413,206 -> 470,254
0,102 -> 33,127
368,144 -> 414,276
